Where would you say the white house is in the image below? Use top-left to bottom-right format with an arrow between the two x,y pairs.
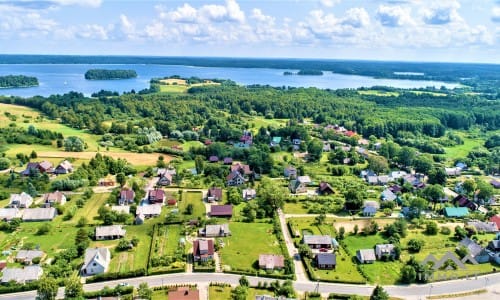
9,192 -> 33,208
80,247 -> 111,276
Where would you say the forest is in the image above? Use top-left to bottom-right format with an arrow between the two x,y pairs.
84,69 -> 137,80
0,75 -> 38,88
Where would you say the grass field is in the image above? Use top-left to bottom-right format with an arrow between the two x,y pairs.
70,192 -> 110,224
443,130 -> 487,160
209,286 -> 277,300
179,191 -> 206,219
219,222 -> 283,271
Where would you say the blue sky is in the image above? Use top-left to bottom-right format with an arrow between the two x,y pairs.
1,0 -> 499,62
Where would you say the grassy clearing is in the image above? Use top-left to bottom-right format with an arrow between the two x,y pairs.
246,117 -> 287,131
444,130 -> 486,160
208,286 -> 276,300
70,192 -> 110,224
358,90 -> 400,96
219,222 -> 283,271
179,191 -> 206,220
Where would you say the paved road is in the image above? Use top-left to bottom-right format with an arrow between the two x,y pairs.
2,272 -> 500,300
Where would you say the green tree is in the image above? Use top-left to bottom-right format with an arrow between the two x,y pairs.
422,184 -> 445,209
256,177 -> 286,217
315,213 -> 326,225
407,238 -> 425,253
194,155 -> 205,174
227,187 -> 243,205
461,179 -> 476,196
231,285 -> 248,300
367,155 -> 389,174
64,136 -> 85,152
30,150 -> 38,159
344,188 -> 364,211
413,155 -> 433,174
0,157 -> 10,170
37,276 -> 58,300
27,182 -> 37,197
400,265 -> 417,283
76,217 -> 87,228
476,180 -> 494,201
137,282 -> 152,300
397,146 -> 416,167
64,271 -> 83,299
239,276 -> 249,287
370,285 -> 389,300
307,139 -> 323,162
75,228 -> 89,256
427,168 -> 447,185
36,223 -> 52,235
338,226 -> 346,240
116,172 -> 126,187
425,221 -> 438,235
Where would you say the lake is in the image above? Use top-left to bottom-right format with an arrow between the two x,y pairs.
0,64 -> 459,97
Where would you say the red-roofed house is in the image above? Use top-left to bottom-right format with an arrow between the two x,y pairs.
231,163 -> 252,176
318,182 -> 334,195
490,215 -> 500,230
193,239 -> 214,262
210,205 -> 233,218
118,189 -> 135,205
148,189 -> 165,204
207,187 -> 222,202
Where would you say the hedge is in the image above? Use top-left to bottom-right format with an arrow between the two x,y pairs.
85,268 -> 146,283
0,282 -> 38,294
148,267 -> 185,276
84,286 -> 133,298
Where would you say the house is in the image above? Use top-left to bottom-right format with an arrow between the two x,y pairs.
210,205 -> 233,218
357,249 -> 376,264
259,254 -> 285,270
54,160 -> 73,174
148,189 -> 165,204
490,215 -> 500,230
21,161 -> 53,176
289,176 -> 311,194
167,199 -> 177,206
136,204 -> 162,218
9,192 -> 33,208
491,180 -> 500,189
467,221 -> 498,233
453,195 -> 478,211
15,250 -> 44,265
378,175 -> 390,185
375,244 -> 395,260
168,287 -> 200,300
135,214 -> 145,225
207,187 -> 223,202
0,261 -> 5,272
158,173 -> 173,186
318,182 -> 334,195
99,180 -> 115,187
303,235 -> 332,249
240,130 -> 253,146
1,266 -> 43,284
367,176 -> 379,185
363,201 -> 379,217
390,171 -> 408,180
322,142 -> 331,152
193,239 -> 215,262
22,208 -> 57,221
458,238 -> 490,263
43,191 -> 66,206
231,163 -> 252,176
488,240 -> 500,252
270,137 -> 282,147
381,189 -> 397,202
95,225 -> 126,240
242,188 -> 256,200
118,188 -> 135,205
315,253 -> 336,269
444,207 -> 469,218
80,247 -> 111,276
111,205 -> 130,214
227,171 -> 246,186
223,157 -> 233,165
0,208 -> 21,221
389,185 -> 402,194
200,224 -> 231,237
445,167 -> 461,177
208,156 -> 219,163
157,167 -> 176,177
283,166 -> 297,179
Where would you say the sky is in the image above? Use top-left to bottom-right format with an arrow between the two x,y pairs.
0,0 -> 499,63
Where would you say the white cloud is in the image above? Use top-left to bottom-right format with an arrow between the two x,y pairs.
53,0 -> 102,8
422,0 -> 462,25
168,3 -> 198,23
492,6 -> 500,22
320,0 -> 341,8
251,8 -> 275,25
342,7 -> 370,28
376,5 -> 414,27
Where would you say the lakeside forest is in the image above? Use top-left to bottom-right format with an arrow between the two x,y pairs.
0,75 -> 38,88
84,69 -> 138,80
0,69 -> 499,299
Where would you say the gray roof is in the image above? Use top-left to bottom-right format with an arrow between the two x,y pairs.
357,249 -> 376,261
9,192 -> 33,207
111,206 -> 130,214
467,221 -> 498,233
364,201 -> 380,209
22,207 -> 57,221
0,208 -> 20,220
381,189 -> 397,201
316,253 -> 336,265
303,235 -> 332,245
1,266 -> 43,283
459,237 -> 483,257
82,247 -> 110,271
95,225 -> 126,237
16,250 -> 44,261
205,224 -> 230,236
297,176 -> 311,184
136,204 -> 162,216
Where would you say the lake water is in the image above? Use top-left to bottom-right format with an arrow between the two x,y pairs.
0,64 -> 458,97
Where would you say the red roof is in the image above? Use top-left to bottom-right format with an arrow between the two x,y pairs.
149,189 -> 165,202
167,199 -> 177,205
168,288 -> 200,300
210,205 -> 233,217
490,215 -> 500,229
231,163 -> 252,175
193,239 -> 215,257
208,188 -> 223,199
120,189 -> 135,200
0,261 -> 6,271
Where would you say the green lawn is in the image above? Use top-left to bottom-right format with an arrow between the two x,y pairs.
209,286 -> 276,300
310,246 -> 366,284
343,234 -> 387,254
219,222 -> 283,272
444,130 -> 487,160
179,191 -> 206,220
70,192 -> 110,225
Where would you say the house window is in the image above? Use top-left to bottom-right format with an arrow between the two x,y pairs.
93,262 -> 96,266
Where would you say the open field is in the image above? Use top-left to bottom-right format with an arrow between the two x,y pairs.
209,286 -> 278,300
71,192 -> 110,224
219,222 -> 283,271
159,79 -> 220,93
444,130 -> 487,160
179,191 -> 206,219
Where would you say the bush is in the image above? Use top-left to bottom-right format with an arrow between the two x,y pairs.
0,157 -> 10,170
407,238 -> 425,253
440,226 -> 451,235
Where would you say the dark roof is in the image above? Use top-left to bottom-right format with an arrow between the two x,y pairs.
223,157 -> 233,164
454,195 -> 469,207
149,189 -> 165,200
193,239 -> 214,256
208,187 -> 222,199
490,180 -> 500,188
208,156 -> 219,162
316,253 -> 336,265
210,205 -> 233,217
319,181 -> 334,193
459,237 -> 483,257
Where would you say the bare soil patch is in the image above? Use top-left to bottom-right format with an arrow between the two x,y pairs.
37,151 -> 172,165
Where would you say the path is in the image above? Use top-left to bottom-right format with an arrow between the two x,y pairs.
277,208 -> 308,282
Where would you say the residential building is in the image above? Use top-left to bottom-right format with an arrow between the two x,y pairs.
210,205 -> 233,218
375,244 -> 396,260
148,189 -> 165,204
242,188 -> 256,200
289,176 -> 311,194
207,187 -> 223,202
95,225 -> 126,240
381,189 -> 397,202
199,224 -> 231,237
208,156 -> 219,163
283,166 -> 297,179
223,157 -> 233,165
363,201 -> 379,217
1,266 -> 43,284
491,180 -> 500,189
168,287 -> 200,300
43,191 -> 66,206
303,235 -> 332,249
315,253 -> 336,269
490,215 -> 500,229
158,173 -> 173,186
54,160 -> 73,174
318,182 -> 334,195
458,238 -> 490,263
259,254 -> 284,270
467,221 -> 498,233
15,250 -> 44,265
22,208 -> 57,222
118,188 -> 135,205
80,247 -> 111,276
226,171 -> 246,186
231,163 -> 252,176
0,208 -> 21,221
167,199 -> 177,206
9,192 -> 33,208
270,136 -> 282,147
444,207 -> 469,218
136,204 -> 162,218
357,249 -> 376,264
445,167 -> 461,177
21,161 -> 53,176
193,239 -> 214,262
